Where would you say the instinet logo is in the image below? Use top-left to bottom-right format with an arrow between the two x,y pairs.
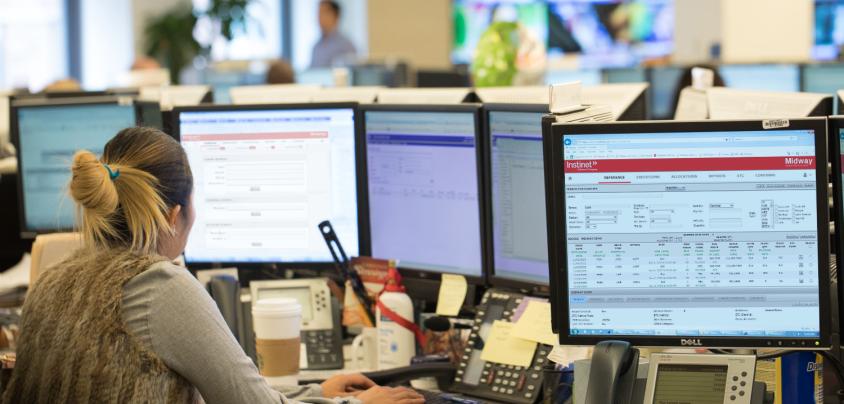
566,160 -> 598,170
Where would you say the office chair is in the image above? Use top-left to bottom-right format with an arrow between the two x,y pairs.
29,233 -> 82,284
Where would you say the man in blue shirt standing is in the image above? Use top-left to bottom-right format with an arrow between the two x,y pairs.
311,1 -> 357,68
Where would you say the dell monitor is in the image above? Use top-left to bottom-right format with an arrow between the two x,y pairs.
484,104 -> 550,293
543,118 -> 832,348
12,97 -> 154,237
707,88 -> 833,119
362,104 -> 485,285
173,103 -> 366,271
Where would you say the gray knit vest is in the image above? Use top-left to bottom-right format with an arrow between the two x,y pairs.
2,248 -> 200,404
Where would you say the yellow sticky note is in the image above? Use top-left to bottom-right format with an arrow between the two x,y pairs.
435,274 -> 467,316
512,301 -> 558,346
480,321 -> 537,367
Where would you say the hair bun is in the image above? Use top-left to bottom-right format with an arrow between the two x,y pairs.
69,150 -> 119,216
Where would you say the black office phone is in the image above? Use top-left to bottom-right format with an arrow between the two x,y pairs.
449,289 -> 550,403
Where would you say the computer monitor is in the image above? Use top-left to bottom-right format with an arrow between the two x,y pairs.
802,63 -> 844,97
707,88 -> 833,119
11,97 -> 150,237
544,119 -> 832,348
647,66 -> 684,120
718,64 -> 801,93
173,103 -> 366,269
484,104 -> 550,292
416,68 -> 472,88
362,104 -> 485,282
814,0 -> 844,61
603,67 -> 648,84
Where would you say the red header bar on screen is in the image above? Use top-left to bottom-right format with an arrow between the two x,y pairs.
564,156 -> 815,173
181,132 -> 328,141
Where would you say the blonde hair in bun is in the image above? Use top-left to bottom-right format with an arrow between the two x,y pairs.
68,127 -> 193,254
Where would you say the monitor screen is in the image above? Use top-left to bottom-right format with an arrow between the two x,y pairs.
489,110 -> 549,284
547,0 -> 674,67
365,109 -> 483,277
452,1 -> 548,65
814,0 -> 844,60
178,107 -> 360,264
452,1 -> 673,67
718,64 -> 801,93
648,66 -> 684,120
16,102 -> 137,233
802,64 -> 844,96
562,129 -> 822,340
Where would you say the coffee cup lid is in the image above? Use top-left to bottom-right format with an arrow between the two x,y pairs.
253,297 -> 302,317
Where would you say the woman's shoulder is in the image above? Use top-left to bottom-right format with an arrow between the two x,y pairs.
124,259 -> 200,296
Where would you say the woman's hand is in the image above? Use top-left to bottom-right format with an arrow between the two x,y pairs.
356,386 -> 425,404
321,373 -> 376,397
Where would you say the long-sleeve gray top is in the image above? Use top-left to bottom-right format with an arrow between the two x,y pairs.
121,261 -> 360,404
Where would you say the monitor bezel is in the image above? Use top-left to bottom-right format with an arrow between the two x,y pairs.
11,96 -> 146,238
360,103 -> 486,285
544,118 -> 833,349
482,103 -> 551,295
826,116 -> 844,339
171,102 -> 371,271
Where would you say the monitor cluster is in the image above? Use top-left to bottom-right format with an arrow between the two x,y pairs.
11,95 -> 844,351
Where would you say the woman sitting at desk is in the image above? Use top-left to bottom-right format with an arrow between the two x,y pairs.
2,127 -> 424,404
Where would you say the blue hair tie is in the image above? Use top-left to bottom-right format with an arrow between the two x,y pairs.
103,163 -> 120,180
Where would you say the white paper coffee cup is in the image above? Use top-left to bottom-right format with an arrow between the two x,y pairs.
252,298 -> 302,386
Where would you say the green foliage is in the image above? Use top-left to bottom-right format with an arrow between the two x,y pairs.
143,0 -> 254,84
207,0 -> 252,40
471,22 -> 519,88
144,7 -> 201,85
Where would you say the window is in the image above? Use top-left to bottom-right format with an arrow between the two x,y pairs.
0,0 -> 68,91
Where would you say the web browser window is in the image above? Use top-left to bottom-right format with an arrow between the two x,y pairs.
489,111 -> 549,283
563,130 -> 820,337
179,108 -> 359,263
17,103 -> 136,232
366,110 -> 482,276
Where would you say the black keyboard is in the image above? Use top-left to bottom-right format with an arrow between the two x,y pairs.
415,389 -> 492,404
417,389 -> 452,404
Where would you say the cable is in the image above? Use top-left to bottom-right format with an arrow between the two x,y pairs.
816,350 -> 844,403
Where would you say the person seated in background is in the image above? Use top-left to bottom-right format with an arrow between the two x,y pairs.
267,59 -> 296,84
311,0 -> 357,68
2,127 -> 424,404
131,56 -> 162,70
669,64 -> 725,115
42,78 -> 82,93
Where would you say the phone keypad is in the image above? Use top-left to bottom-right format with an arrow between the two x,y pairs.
452,290 -> 548,404
303,329 -> 343,369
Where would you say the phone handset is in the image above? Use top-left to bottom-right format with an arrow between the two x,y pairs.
584,340 -> 639,404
